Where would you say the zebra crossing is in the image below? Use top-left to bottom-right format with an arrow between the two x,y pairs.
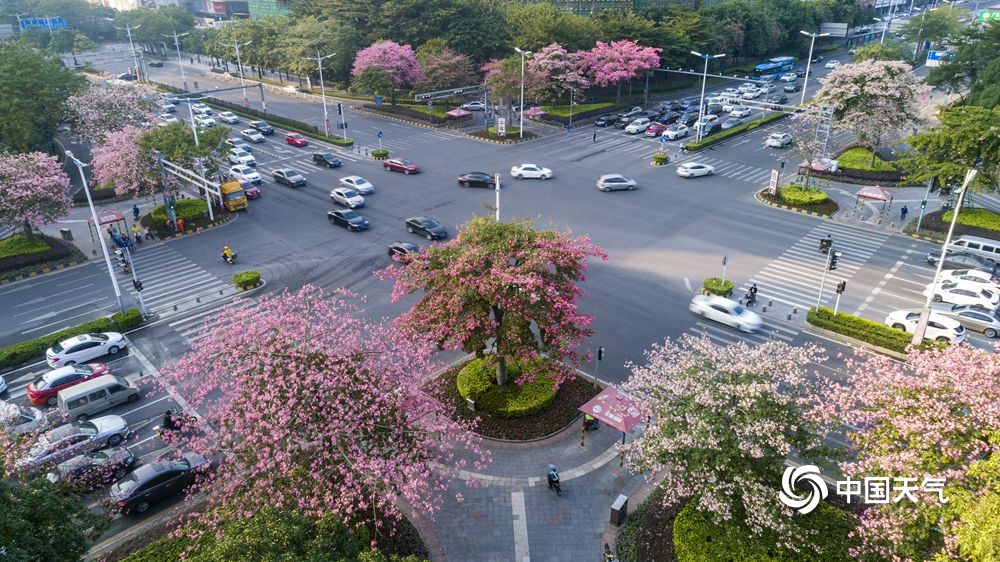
166,297 -> 262,346
685,316 -> 799,349
122,245 -> 240,323
740,222 -> 891,312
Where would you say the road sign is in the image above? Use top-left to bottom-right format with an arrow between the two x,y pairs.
768,169 -> 780,195
497,117 -> 507,138
377,130 -> 383,139
659,136 -> 666,144
979,9 -> 1000,22
925,50 -> 951,67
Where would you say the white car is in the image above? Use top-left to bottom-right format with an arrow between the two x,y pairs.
217,111 -> 239,124
721,101 -> 742,113
730,106 -> 752,119
510,164 -> 553,180
158,114 -> 178,125
225,137 -> 253,152
1,400 -> 46,436
765,132 -> 793,148
229,165 -> 261,185
824,60 -> 841,69
779,72 -> 798,82
662,124 -> 689,140
191,102 -> 212,115
329,187 -> 365,208
737,83 -> 757,93
460,101 -> 486,111
938,268 -> 1000,289
194,115 -> 216,128
339,175 -> 375,195
625,118 -> 651,134
721,88 -> 741,98
689,295 -> 763,332
742,89 -> 762,100
695,115 -> 719,126
596,174 -> 637,192
884,310 -> 967,344
924,281 -> 1000,309
676,162 -> 715,178
227,148 -> 256,167
240,129 -> 265,143
45,333 -> 127,368
161,103 -> 176,113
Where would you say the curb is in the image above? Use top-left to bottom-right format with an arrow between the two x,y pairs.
755,190 -> 835,218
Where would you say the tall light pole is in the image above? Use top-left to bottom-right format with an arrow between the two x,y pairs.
224,40 -> 253,108
65,151 -> 126,316
109,20 -> 141,82
164,30 -> 189,92
514,47 -> 531,139
690,51 -> 725,142
305,49 -> 336,137
873,17 -> 890,45
800,30 -> 829,105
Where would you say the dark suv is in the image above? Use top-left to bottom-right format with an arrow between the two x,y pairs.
249,120 -> 274,135
110,452 -> 209,514
312,152 -> 342,168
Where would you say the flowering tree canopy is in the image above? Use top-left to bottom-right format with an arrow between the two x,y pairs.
814,60 -> 929,164
482,56 -> 546,104
65,82 -> 158,145
577,39 -> 661,99
351,40 -> 422,89
818,345 -> 1000,561
0,152 -> 71,243
528,43 -> 590,101
92,126 -> 158,198
619,336 -> 833,556
160,285 -> 487,534
415,46 -> 478,92
380,217 -> 606,386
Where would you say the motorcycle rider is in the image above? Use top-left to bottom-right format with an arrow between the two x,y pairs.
547,464 -> 561,495
222,246 -> 234,263
746,283 -> 758,306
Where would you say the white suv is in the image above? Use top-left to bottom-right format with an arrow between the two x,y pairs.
227,148 -> 256,167
779,72 -> 798,82
765,132 -> 793,148
885,310 -> 966,344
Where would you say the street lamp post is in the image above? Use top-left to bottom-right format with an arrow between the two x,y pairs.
164,31 -> 189,92
65,151 -> 126,316
514,47 -> 531,139
690,51 -> 725,142
305,49 -> 336,137
873,17 -> 890,45
109,21 -> 141,81
800,30 -> 830,105
225,40 -> 253,108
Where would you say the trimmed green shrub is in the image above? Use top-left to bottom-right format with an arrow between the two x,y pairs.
0,308 -> 144,369
150,199 -> 208,225
233,270 -> 261,289
370,148 -> 389,159
0,233 -> 50,259
943,208 -> 1000,231
326,136 -> 354,147
778,184 -> 829,206
806,307 -> 944,353
456,356 -> 558,418
837,147 -> 896,172
702,277 -> 734,296
673,500 -> 858,561
651,153 -> 670,166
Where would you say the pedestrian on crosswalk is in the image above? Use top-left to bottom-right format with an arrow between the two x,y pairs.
593,131 -> 597,143
132,204 -> 140,221
900,206 -> 908,222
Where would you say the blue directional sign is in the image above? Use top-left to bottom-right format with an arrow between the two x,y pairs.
377,130 -> 383,139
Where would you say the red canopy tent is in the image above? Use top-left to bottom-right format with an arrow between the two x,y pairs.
522,107 -> 545,118
579,386 -> 643,465
446,108 -> 471,118
853,185 -> 896,220
85,209 -> 128,242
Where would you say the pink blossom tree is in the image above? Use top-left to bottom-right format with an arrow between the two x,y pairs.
159,285 -> 488,536
817,345 -> 1000,561
351,40 -> 422,105
380,217 -> 606,387
415,46 -> 478,93
64,82 -> 158,145
0,152 -> 71,243
482,57 -> 546,126
91,126 -> 158,198
577,39 -> 661,101
813,60 -> 930,167
619,336 -> 835,556
528,43 -> 590,103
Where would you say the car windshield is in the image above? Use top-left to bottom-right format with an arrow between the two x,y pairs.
731,304 -> 746,315
342,211 -> 359,219
342,190 -> 358,197
224,192 -> 245,202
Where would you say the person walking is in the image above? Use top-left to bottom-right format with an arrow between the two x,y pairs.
547,464 -> 561,496
900,205 -> 909,222
593,131 -> 597,143
132,204 -> 140,221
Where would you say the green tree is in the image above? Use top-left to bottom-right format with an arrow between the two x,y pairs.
852,40 -> 910,62
139,122 -> 228,175
927,20 -> 1000,105
0,471 -> 109,561
897,7 -> 963,51
899,105 -> 1000,192
503,2 -> 599,52
0,43 -> 86,153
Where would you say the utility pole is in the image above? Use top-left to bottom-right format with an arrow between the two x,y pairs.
163,30 -> 189,91
305,49 -> 336,136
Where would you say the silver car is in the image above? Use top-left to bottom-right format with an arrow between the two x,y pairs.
689,295 -> 762,332
18,415 -> 130,472
596,174 -> 637,192
933,304 -> 1000,338
329,187 -> 365,208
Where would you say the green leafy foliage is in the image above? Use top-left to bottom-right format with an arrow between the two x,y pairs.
0,308 -> 143,369
0,233 -> 50,259
370,149 -> 389,159
150,199 -> 209,225
900,106 -> 1000,192
233,270 -> 261,289
942,208 -> 1000,231
457,356 -> 558,418
837,147 -> 896,172
672,500 -> 858,562
651,153 -> 670,166
806,307 -> 940,353
777,184 -> 829,206
702,277 -> 733,296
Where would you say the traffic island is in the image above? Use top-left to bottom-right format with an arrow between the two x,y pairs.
756,187 -> 839,218
233,270 -> 262,292
370,149 -> 389,160
701,277 -> 733,297
651,153 -> 670,166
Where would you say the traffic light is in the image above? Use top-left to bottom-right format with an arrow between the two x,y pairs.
337,103 -> 343,115
836,280 -> 847,294
133,279 -> 144,292
829,251 -> 842,271
819,235 -> 832,254
920,200 -> 927,210
597,346 -> 605,361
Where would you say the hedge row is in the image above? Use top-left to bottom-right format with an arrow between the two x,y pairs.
150,199 -> 208,225
456,356 -> 557,418
362,103 -> 449,125
778,184 -> 829,206
0,308 -> 144,369
806,307 -> 933,353
943,208 -> 1000,231
0,234 -> 74,272
233,270 -> 260,290
686,111 -> 788,151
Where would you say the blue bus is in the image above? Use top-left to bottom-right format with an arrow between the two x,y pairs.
752,56 -> 797,81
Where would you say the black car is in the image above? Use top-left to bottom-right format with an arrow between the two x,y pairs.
614,116 -> 633,129
783,81 -> 801,93
680,97 -> 700,110
677,112 -> 700,127
660,100 -> 684,112
656,111 -> 681,125
110,451 -> 208,514
387,242 -> 421,259
594,114 -> 614,127
312,152 -> 342,168
458,172 -> 499,189
147,61 -> 164,68
405,216 -> 447,241
811,55 -> 824,64
116,73 -> 136,81
272,168 -> 307,187
249,120 -> 274,135
699,121 -> 722,136
328,209 -> 370,231
767,94 -> 789,108
795,68 -> 810,78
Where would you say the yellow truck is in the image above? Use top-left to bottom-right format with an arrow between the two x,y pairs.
220,180 -> 248,212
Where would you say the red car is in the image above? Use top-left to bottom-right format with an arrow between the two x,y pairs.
285,133 -> 308,147
645,122 -> 671,137
383,158 -> 421,174
27,363 -> 111,406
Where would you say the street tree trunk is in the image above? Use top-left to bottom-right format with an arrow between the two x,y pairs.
492,304 -> 509,385
22,220 -> 35,243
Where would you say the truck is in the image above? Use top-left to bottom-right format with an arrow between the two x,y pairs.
220,180 -> 248,212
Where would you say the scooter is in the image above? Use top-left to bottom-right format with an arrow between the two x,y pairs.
745,291 -> 757,307
222,252 -> 237,265
547,466 -> 561,496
